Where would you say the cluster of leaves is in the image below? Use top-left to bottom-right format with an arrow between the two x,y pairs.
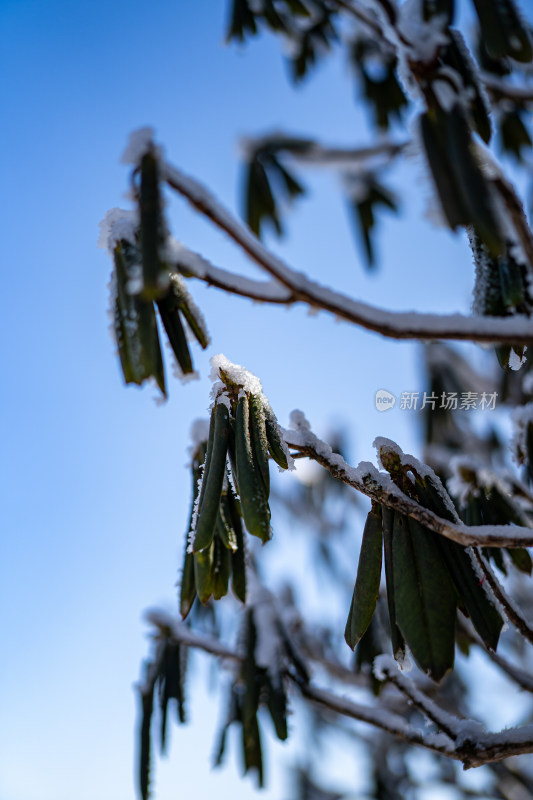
244,138 -> 308,238
138,628 -> 188,800
344,173 -> 398,267
227,0 -> 338,81
345,442 -> 505,682
112,150 -> 209,395
139,593 -> 309,798
180,362 -> 290,613
349,35 -> 408,131
233,0 -> 533,282
215,595 -> 309,786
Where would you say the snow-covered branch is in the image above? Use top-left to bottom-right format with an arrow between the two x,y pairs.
282,427 -> 533,548
168,241 -> 293,304
296,680 -> 457,759
241,133 -> 405,165
470,552 -> 533,645
163,163 -> 533,345
144,609 -> 533,768
374,655 -> 467,741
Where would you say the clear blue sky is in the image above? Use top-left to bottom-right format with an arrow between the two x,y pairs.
0,2 -> 487,799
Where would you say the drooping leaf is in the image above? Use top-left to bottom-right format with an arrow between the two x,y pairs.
350,37 -> 408,131
442,30 -> 492,144
113,241 -> 166,395
138,151 -> 169,300
507,546 -> 533,574
138,680 -> 155,800
226,0 -> 258,42
347,177 -> 398,268
392,514 -> 457,681
472,0 -> 533,62
156,288 -> 194,375
382,507 -> 405,660
438,538 -> 503,650
345,502 -> 383,649
499,108 -> 533,161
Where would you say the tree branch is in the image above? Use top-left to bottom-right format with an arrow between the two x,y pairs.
282,427 -> 533,548
374,655 -> 467,741
145,609 -> 533,768
145,609 -> 457,760
241,133 -> 406,165
163,162 -> 533,345
470,551 -> 533,645
296,680 -> 457,759
169,240 -> 293,303
480,73 -> 533,104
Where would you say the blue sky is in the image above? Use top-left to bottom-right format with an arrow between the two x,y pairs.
0,2 -> 492,799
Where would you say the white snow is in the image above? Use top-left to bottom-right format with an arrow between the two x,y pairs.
97,207 -> 138,251
374,436 -> 460,521
510,402 -> 533,466
162,159 -> 533,343
289,409 -> 311,431
209,354 -> 264,397
522,371 -> 533,395
121,126 -> 159,165
189,418 -> 209,449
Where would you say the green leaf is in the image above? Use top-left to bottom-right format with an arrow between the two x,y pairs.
500,109 -> 533,161
138,681 -> 155,800
159,641 -> 186,754
382,507 -> 405,660
444,106 -> 504,256
194,538 -> 216,604
420,111 -> 470,230
179,547 -> 196,620
263,399 -> 289,469
443,30 -> 492,144
213,537 -> 232,600
392,514 -> 457,681
472,0 -> 533,62
507,546 -> 533,574
193,402 -> 231,553
249,393 -> 270,498
156,289 -> 194,375
226,0 -> 257,42
345,503 -> 383,649
139,151 -> 169,300
235,394 -> 272,542
348,179 -> 398,268
245,158 -> 281,238
227,486 -> 247,603
438,538 -> 503,650
113,241 -> 166,396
